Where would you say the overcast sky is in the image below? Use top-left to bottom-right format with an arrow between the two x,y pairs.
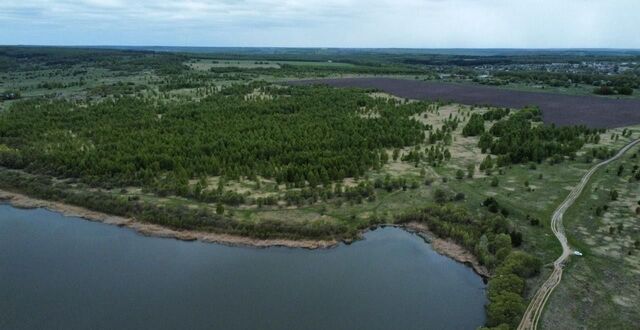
1,0 -> 639,48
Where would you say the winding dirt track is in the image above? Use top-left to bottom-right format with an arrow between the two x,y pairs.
518,138 -> 640,330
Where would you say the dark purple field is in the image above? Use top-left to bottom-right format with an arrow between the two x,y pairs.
290,77 -> 640,128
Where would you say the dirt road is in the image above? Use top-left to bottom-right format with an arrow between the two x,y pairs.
517,138 -> 640,330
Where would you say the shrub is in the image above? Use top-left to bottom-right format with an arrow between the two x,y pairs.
610,189 -> 619,201
615,86 -> 634,95
593,85 -> 614,95
434,188 -> 449,204
488,274 -> 525,299
486,292 -> 526,328
497,251 -> 542,278
216,203 -> 225,215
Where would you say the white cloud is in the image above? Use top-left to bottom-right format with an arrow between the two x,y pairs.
0,0 -> 638,47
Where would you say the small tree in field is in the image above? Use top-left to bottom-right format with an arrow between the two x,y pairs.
610,189 -> 618,201
434,188 -> 448,204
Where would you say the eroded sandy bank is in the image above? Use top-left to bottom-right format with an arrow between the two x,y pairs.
402,222 -> 491,278
0,189 -> 489,277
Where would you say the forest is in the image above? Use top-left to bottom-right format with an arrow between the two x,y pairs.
0,83 -> 427,196
470,107 -> 604,166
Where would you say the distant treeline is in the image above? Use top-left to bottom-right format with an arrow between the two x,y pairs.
207,63 -> 424,77
0,46 -> 189,74
491,71 -> 639,95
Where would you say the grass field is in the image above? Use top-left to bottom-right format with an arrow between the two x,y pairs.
541,139 -> 640,329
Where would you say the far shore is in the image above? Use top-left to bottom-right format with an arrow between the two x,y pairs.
0,189 -> 489,278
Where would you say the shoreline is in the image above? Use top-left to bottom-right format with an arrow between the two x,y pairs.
400,222 -> 491,278
0,189 -> 489,277
0,189 -> 338,249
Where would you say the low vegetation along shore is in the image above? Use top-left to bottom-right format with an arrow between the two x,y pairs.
0,188 -> 489,276
3,47 -> 640,329
0,189 -> 337,249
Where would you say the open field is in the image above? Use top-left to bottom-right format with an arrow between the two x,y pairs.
541,142 -> 640,329
290,77 -> 640,128
517,138 -> 640,330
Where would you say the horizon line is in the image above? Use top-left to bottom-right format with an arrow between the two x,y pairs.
2,44 -> 640,51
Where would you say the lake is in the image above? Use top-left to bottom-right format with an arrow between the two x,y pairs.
0,204 -> 486,329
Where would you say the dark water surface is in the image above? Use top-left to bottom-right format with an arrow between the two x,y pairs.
0,204 -> 486,330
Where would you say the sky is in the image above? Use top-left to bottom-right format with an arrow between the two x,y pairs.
1,0 -> 639,48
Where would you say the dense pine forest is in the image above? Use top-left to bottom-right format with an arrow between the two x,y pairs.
0,83 -> 426,193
